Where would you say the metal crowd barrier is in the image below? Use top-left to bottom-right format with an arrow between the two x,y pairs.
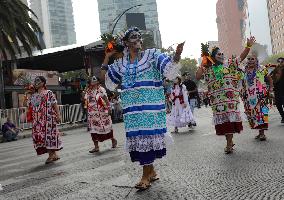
0,104 -> 84,130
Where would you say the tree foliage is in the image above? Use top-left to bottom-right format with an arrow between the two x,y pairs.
179,57 -> 198,80
0,0 -> 41,60
262,52 -> 284,65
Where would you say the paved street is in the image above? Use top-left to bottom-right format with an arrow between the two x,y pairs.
0,107 -> 284,200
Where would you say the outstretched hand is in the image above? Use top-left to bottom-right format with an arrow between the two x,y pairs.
176,42 -> 185,55
247,36 -> 256,47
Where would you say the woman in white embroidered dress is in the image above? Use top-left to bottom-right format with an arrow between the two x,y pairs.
169,76 -> 194,133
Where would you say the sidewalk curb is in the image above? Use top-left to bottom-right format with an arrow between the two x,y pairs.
0,123 -> 87,143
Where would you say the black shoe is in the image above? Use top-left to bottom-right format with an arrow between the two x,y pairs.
12,138 -> 17,141
281,118 -> 284,124
192,122 -> 197,126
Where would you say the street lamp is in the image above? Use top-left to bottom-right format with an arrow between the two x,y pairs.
109,4 -> 142,34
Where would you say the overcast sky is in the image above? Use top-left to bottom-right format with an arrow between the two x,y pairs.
72,0 -> 218,59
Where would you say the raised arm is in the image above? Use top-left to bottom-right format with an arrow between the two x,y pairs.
239,36 -> 256,62
156,42 -> 184,80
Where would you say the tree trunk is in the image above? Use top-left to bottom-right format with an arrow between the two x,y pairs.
0,59 -> 6,109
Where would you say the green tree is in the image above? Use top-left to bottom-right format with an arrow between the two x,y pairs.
263,52 -> 284,65
179,57 -> 198,80
0,0 -> 41,108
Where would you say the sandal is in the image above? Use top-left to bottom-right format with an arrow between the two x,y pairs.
45,156 -> 60,164
135,181 -> 151,190
112,139 -> 117,148
224,144 -> 235,154
89,148 -> 100,153
149,175 -> 160,182
259,135 -> 267,141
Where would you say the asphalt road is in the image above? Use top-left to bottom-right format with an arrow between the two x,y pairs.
0,107 -> 284,200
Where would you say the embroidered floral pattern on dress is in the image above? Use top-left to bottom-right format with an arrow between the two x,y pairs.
205,57 -> 244,126
85,87 -> 113,134
105,48 -> 180,165
30,90 -> 62,155
242,66 -> 269,129
126,134 -> 166,152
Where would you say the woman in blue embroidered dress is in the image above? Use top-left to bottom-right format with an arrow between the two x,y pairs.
101,27 -> 183,190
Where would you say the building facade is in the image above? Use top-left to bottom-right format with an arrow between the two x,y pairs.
216,0 -> 247,58
30,0 -> 76,48
267,0 -> 284,54
245,0 -> 272,55
97,0 -> 162,48
207,41 -> 219,52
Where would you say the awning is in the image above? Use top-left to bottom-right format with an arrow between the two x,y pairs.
14,41 -> 106,73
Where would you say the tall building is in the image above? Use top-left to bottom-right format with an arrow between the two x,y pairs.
97,0 -> 162,48
30,0 -> 76,48
207,41 -> 219,52
216,0 -> 247,57
267,0 -> 284,54
21,0 -> 28,6
245,0 -> 272,55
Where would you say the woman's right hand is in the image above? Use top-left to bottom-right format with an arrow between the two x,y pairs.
105,50 -> 117,59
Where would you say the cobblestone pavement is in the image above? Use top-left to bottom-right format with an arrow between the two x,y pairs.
0,107 -> 284,200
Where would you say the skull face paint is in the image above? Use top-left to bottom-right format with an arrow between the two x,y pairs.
247,55 -> 258,68
127,31 -> 143,50
214,50 -> 225,64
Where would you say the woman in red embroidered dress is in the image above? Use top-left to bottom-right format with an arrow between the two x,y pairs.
24,76 -> 62,164
85,76 -> 117,153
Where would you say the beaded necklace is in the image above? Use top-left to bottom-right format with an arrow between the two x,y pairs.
246,69 -> 256,86
124,53 -> 139,89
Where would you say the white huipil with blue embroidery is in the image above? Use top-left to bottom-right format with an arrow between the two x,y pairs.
105,48 -> 180,165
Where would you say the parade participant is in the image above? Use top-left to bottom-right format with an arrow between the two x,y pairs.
196,37 -> 256,154
182,72 -> 198,126
101,27 -> 183,190
169,76 -> 194,133
163,78 -> 172,113
85,76 -> 117,153
241,52 -> 273,141
272,57 -> 284,123
24,76 -> 62,164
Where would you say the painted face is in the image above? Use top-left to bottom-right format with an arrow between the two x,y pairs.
34,77 -> 43,89
214,50 -> 225,63
127,31 -> 143,50
278,58 -> 284,67
247,55 -> 258,68
174,78 -> 180,84
89,76 -> 99,87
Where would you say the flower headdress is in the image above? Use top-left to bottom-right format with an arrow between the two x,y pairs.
101,32 -> 125,53
201,43 -> 215,67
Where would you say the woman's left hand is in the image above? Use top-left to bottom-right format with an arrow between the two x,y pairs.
182,104 -> 187,108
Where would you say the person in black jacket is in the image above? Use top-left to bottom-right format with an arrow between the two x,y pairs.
182,72 -> 197,126
272,57 -> 284,123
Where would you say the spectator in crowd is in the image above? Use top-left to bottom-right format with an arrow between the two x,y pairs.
272,57 -> 284,123
80,90 -> 88,122
163,78 -> 172,113
2,118 -> 21,142
182,72 -> 198,126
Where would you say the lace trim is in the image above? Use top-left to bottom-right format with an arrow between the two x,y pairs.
105,72 -> 118,91
163,62 -> 181,80
126,134 -> 166,152
213,112 -> 242,125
